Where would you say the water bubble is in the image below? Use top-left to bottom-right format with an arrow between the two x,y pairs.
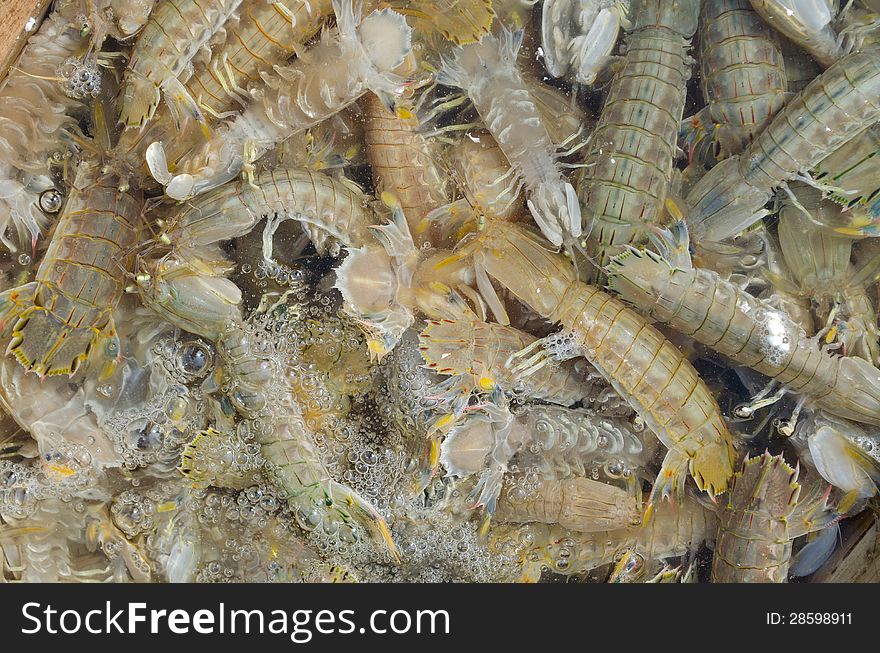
180,342 -> 212,377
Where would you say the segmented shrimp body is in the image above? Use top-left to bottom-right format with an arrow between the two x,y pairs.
577,0 -> 700,272
459,222 -> 737,500
438,30 -> 582,248
0,163 -> 143,378
495,476 -> 641,533
512,404 -> 652,481
685,49 -> 880,242
187,0 -> 334,119
164,167 -> 378,263
0,8 -> 89,249
449,130 -> 526,223
362,89 -> 451,245
219,316 -> 397,556
135,275 -> 396,554
120,0 -> 245,129
418,318 -> 589,408
114,0 -> 334,185
150,1 -> 413,200
607,248 -> 880,426
711,452 -> 831,582
495,495 -> 716,578
698,0 -> 787,158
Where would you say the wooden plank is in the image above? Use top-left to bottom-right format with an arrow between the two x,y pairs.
808,512 -> 880,583
825,518 -> 880,583
0,0 -> 54,83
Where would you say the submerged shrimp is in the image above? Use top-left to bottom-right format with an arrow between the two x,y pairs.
711,452 -> 833,582
685,48 -> 880,242
495,475 -> 641,533
577,0 -> 700,274
135,255 -> 243,343
162,167 -> 380,272
694,0 -> 787,159
391,0 -> 495,45
511,404 -> 653,482
119,0 -> 244,129
606,232 -> 880,428
113,0 -> 335,187
438,29 -> 582,248
218,317 -> 397,557
109,0 -> 159,38
186,0 -> 335,120
452,222 -> 737,505
134,263 -> 396,556
445,130 -> 527,225
492,494 -> 717,578
793,410 -> 880,512
0,163 -> 143,378
336,196 -> 479,359
362,70 -> 452,246
416,316 -> 594,508
149,1 -> 413,200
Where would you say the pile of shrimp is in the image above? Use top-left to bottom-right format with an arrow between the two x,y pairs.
0,0 -> 879,584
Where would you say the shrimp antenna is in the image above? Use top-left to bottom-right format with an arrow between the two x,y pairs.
8,67 -> 65,82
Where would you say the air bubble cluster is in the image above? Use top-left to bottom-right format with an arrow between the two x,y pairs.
59,55 -> 101,99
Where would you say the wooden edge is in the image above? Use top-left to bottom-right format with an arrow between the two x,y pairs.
0,0 -> 54,84
808,511 -> 879,583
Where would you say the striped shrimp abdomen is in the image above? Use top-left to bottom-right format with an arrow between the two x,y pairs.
578,24 -> 694,268
686,48 -> 880,241
699,0 -> 787,157
186,0 -> 334,119
711,453 -> 799,582
120,0 -> 244,129
3,166 -> 142,377
608,250 -> 880,425
555,285 -> 734,494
